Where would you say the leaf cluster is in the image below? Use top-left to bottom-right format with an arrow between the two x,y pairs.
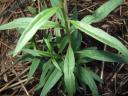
0,0 -> 127,96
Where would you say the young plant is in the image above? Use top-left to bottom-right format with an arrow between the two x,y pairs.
0,0 -> 127,96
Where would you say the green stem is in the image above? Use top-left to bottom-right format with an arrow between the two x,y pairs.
61,1 -> 71,46
32,35 -> 37,50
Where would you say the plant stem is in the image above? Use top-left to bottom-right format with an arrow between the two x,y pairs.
62,1 -> 71,46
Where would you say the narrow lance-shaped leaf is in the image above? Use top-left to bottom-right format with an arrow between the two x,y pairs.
50,0 -> 64,37
55,28 -> 61,37
70,20 -> 128,56
50,0 -> 65,25
22,48 -> 51,57
44,39 -> 52,52
36,70 -> 52,91
71,31 -> 82,51
40,68 -> 62,96
64,46 -> 76,96
79,67 -> 99,96
43,39 -> 61,71
77,57 -> 94,64
76,49 -> 128,63
13,7 -> 58,56
71,6 -> 82,51
58,36 -> 68,53
0,18 -> 32,30
52,58 -> 61,71
36,60 -> 54,90
0,18 -> 60,31
81,0 -> 123,24
89,69 -> 103,83
50,0 -> 65,38
28,58 -> 40,80
16,54 -> 34,62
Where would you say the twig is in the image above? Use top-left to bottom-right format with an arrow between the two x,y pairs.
0,62 -> 30,77
0,67 -> 29,92
9,58 -> 30,96
0,40 -> 13,50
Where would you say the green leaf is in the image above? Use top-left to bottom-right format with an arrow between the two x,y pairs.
70,20 -> 128,55
77,49 -> 128,63
40,68 -> 62,96
58,36 -> 68,53
51,58 -> 61,71
32,39 -> 61,70
16,28 -> 24,34
76,57 -> 94,64
28,58 -> 40,80
13,7 -> 58,56
50,0 -> 64,37
64,46 -> 76,96
55,28 -> 61,37
27,6 -> 37,15
0,18 -> 32,30
42,21 -> 61,29
71,6 -> 78,20
18,54 -> 34,62
22,48 -> 51,57
71,6 -> 82,51
50,0 -> 65,25
44,39 -> 52,51
36,60 -> 54,90
89,69 -> 103,83
79,67 -> 99,96
51,0 -> 64,38
36,69 -> 53,91
71,31 -> 82,51
0,18 -> 60,31
81,0 -> 123,24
